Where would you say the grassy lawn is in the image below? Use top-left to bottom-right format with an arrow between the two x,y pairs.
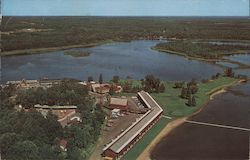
117,77 -> 237,118
122,118 -> 170,160
151,77 -> 237,118
118,79 -> 143,88
121,76 -> 238,160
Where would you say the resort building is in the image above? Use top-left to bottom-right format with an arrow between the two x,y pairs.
34,104 -> 77,109
34,104 -> 80,127
92,84 -> 110,94
91,83 -> 123,94
109,97 -> 128,111
7,79 -> 39,89
39,78 -> 61,88
6,78 -> 61,89
102,91 -> 163,159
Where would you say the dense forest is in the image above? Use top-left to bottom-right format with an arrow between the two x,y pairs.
1,17 -> 250,52
0,80 -> 105,160
155,41 -> 250,59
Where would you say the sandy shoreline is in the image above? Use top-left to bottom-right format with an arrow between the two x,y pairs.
137,79 -> 242,160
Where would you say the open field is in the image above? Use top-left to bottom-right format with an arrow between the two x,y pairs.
1,16 -> 250,55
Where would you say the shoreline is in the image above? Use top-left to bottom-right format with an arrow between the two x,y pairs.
137,79 -> 241,160
0,40 -> 115,56
1,38 -> 250,57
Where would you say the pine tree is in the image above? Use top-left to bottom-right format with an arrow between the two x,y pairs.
159,83 -> 165,93
181,87 -> 187,99
187,95 -> 192,106
87,76 -> 93,82
192,96 -> 196,106
99,74 -> 103,84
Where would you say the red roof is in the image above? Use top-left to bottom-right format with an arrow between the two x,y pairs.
59,139 -> 68,148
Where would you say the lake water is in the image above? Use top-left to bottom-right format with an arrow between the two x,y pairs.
151,80 -> 250,160
1,40 -> 223,83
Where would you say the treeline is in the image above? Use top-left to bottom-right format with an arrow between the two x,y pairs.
0,80 -> 105,160
16,80 -> 89,108
113,74 -> 165,93
66,105 -> 105,159
173,80 -> 198,107
2,17 -> 250,52
155,41 -> 250,59
0,85 -> 64,160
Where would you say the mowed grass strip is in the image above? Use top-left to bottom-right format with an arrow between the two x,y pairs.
122,118 -> 170,160
151,77 -> 237,118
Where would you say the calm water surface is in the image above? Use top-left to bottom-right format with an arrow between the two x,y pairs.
1,40 -> 223,83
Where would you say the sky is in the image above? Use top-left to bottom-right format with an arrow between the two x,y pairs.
2,0 -> 250,16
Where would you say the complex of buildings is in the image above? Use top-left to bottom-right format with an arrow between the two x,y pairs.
102,91 -> 163,159
6,78 -> 164,158
6,78 -> 61,89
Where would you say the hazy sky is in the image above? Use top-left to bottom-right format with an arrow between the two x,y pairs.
2,0 -> 250,16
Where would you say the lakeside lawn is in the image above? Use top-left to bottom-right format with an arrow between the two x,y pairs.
151,76 -> 237,118
121,76 -> 238,160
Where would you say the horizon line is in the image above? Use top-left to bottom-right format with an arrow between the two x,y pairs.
2,15 -> 250,18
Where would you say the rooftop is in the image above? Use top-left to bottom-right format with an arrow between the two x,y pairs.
103,91 -> 163,153
110,97 -> 128,106
34,104 -> 77,109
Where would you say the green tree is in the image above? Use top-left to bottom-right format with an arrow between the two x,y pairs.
112,75 -> 120,83
10,140 -> 41,160
187,95 -> 193,106
192,96 -> 196,106
87,76 -> 93,82
144,74 -> 162,93
174,82 -> 184,88
0,132 -> 20,157
180,87 -> 188,99
99,74 -> 103,84
224,67 -> 234,77
109,84 -> 115,95
159,83 -> 165,93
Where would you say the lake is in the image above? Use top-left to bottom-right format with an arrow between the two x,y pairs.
1,40 -> 223,83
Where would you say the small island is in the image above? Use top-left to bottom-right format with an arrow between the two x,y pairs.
64,50 -> 92,57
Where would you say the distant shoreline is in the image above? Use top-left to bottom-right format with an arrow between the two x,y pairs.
153,47 -> 250,69
1,39 -> 250,57
0,40 -> 114,56
0,44 -> 96,56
